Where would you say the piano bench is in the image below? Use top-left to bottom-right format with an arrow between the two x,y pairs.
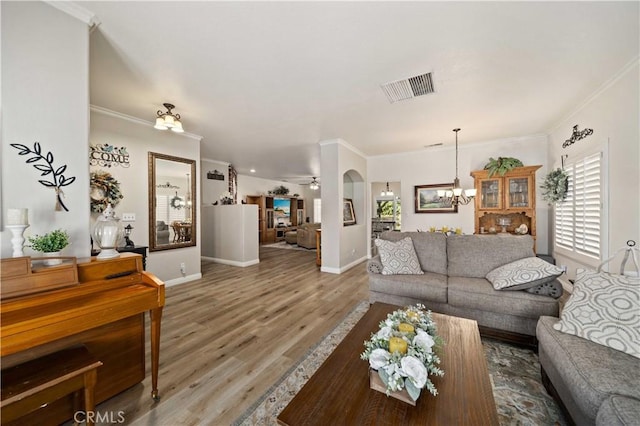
1,345 -> 103,426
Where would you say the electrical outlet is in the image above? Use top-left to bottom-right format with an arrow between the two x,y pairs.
180,262 -> 186,274
560,265 -> 568,273
122,213 -> 136,221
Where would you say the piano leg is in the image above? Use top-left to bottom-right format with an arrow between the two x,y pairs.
150,306 -> 163,400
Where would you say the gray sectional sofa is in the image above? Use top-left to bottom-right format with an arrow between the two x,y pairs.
537,316 -> 640,425
368,232 -> 561,346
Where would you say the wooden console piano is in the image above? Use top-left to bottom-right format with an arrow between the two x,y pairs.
0,253 -> 164,424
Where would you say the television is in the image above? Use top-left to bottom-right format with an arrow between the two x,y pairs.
273,198 -> 291,225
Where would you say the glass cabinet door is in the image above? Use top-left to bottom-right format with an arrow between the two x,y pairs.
506,177 -> 530,208
480,179 -> 501,209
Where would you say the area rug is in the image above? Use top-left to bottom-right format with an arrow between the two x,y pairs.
262,241 -> 316,251
233,301 -> 567,426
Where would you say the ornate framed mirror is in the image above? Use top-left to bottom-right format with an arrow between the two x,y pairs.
148,152 -> 196,251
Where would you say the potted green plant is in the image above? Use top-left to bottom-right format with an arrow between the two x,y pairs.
483,157 -> 524,177
28,229 -> 70,265
273,185 -> 290,195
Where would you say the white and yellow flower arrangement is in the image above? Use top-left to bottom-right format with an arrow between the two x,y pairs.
428,226 -> 462,235
361,304 -> 444,403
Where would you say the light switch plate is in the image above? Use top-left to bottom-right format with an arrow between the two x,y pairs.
122,213 -> 136,221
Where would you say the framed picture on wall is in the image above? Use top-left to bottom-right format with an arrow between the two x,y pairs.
414,183 -> 458,213
343,198 -> 356,225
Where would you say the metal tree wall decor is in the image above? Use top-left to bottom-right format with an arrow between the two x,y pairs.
11,141 -> 76,211
562,124 -> 594,148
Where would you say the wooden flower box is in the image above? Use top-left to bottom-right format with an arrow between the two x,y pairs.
369,368 -> 416,406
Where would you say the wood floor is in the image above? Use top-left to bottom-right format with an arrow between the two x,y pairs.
95,246 -> 369,425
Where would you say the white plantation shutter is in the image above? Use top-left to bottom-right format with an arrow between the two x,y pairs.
554,152 -> 602,259
555,178 -> 574,250
157,195 -> 187,224
157,196 -> 169,223
314,198 -> 322,223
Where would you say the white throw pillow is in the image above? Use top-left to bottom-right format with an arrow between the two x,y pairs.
554,269 -> 640,359
486,257 -> 563,290
375,237 -> 424,275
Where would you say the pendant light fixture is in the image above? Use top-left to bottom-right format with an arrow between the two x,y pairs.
154,103 -> 184,133
437,128 -> 476,206
380,182 -> 394,197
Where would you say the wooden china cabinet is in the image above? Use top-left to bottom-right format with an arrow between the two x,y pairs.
470,165 -> 541,247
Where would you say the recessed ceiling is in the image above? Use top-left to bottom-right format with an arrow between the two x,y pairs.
80,1 -> 639,183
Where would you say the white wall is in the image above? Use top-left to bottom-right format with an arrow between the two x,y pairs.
368,134 -> 550,253
236,174 -> 304,202
320,139 -> 368,273
548,60 -> 639,279
1,2 -> 90,259
90,109 -> 202,283
201,204 -> 259,267
201,159 -> 229,206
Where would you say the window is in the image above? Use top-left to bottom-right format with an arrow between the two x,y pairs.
554,152 -> 602,259
313,198 -> 322,223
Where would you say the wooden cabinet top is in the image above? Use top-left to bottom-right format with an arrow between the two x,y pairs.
470,165 -> 541,179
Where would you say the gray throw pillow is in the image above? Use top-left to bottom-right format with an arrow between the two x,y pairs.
375,237 -> 424,276
525,280 -> 563,298
367,257 -> 383,274
486,257 -> 563,290
554,269 -> 640,359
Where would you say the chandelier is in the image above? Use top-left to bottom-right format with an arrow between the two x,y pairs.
154,103 -> 184,133
309,177 -> 320,190
437,128 -> 476,206
380,182 -> 394,197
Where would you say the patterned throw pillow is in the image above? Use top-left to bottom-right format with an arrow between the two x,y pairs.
375,237 -> 424,276
486,257 -> 563,290
554,269 -> 640,359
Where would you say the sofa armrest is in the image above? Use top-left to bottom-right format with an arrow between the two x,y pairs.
367,255 -> 383,274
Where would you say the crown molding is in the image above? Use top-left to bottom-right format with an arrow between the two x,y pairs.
318,138 -> 367,158
44,1 -> 101,31
90,105 -> 203,141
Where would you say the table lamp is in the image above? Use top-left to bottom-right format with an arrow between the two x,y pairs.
124,224 -> 135,248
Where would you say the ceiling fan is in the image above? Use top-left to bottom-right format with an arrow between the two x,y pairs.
309,177 -> 320,190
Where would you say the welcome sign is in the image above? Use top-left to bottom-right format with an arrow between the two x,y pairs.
90,143 -> 130,168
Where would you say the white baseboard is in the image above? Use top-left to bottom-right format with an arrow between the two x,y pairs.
201,256 -> 260,267
165,272 -> 202,287
320,256 -> 367,274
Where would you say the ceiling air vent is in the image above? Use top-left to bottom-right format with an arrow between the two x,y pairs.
381,72 -> 435,103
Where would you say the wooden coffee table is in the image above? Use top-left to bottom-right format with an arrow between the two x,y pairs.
277,302 -> 498,425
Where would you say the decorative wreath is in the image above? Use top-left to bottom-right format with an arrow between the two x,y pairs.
541,168 -> 569,204
90,171 -> 123,213
170,194 -> 185,210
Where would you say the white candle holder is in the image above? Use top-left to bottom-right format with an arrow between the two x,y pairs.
6,224 -> 29,257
